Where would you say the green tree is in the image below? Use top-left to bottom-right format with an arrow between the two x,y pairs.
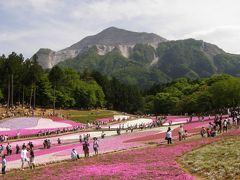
55,90 -> 75,108
0,89 -> 3,101
25,56 -> 43,108
209,77 -> 240,110
36,74 -> 54,107
154,92 -> 179,114
48,66 -> 64,114
74,80 -> 105,109
143,95 -> 155,114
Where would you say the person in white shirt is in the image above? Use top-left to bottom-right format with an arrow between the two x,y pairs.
178,125 -> 184,141
223,119 -> 228,132
21,147 -> 30,170
2,155 -> 6,176
166,127 -> 172,144
93,138 -> 99,155
71,149 -> 79,160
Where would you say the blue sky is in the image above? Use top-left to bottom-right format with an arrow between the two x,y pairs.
0,0 -> 240,58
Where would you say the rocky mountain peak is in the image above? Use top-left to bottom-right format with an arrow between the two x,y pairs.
35,27 -> 167,69
68,27 -> 167,49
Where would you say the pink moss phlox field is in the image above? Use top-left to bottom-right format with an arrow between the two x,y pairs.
40,129 -> 240,179
64,163 -> 147,179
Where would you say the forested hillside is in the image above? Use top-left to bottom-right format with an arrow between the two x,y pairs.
1,52 -> 240,115
58,39 -> 240,88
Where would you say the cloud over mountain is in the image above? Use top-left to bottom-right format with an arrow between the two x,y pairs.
0,0 -> 240,58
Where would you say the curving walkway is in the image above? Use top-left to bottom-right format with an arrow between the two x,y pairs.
5,127 -> 168,170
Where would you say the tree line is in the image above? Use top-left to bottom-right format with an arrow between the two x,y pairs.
1,52 -> 240,115
144,75 -> 240,115
0,52 -> 142,113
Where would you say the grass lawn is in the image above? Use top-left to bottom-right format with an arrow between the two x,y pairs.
179,136 -> 240,180
55,109 -> 116,123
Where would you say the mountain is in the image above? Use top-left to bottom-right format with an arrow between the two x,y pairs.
35,27 -> 240,89
58,38 -> 240,88
35,27 -> 167,69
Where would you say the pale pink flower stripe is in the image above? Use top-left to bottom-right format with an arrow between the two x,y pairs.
4,130 -> 159,162
0,116 -> 85,137
0,117 -> 39,129
54,130 -> 159,156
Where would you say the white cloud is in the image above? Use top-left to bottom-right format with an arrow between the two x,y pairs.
0,0 -> 240,57
183,26 -> 240,54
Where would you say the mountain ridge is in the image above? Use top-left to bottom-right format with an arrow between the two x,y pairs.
34,27 -> 240,89
58,38 -> 240,88
35,27 -> 167,69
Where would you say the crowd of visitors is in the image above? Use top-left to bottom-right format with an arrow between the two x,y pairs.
0,104 -> 72,120
178,125 -> 187,141
37,126 -> 84,137
200,113 -> 240,138
43,139 -> 51,149
165,126 -> 188,144
79,134 -> 91,143
0,140 -> 36,174
0,105 -> 36,120
0,135 -> 8,143
110,119 -> 163,135
72,136 -> 100,160
165,112 -> 240,145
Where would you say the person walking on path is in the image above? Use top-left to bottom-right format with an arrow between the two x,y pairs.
223,119 -> 228,132
178,125 -> 184,141
93,138 -> 99,155
79,135 -> 83,143
20,146 -> 30,170
57,138 -> 61,145
166,127 -> 172,144
6,143 -> 12,156
200,127 -> 207,137
29,148 -> 35,169
82,140 -> 90,158
16,144 -> 20,154
1,155 -> 6,178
